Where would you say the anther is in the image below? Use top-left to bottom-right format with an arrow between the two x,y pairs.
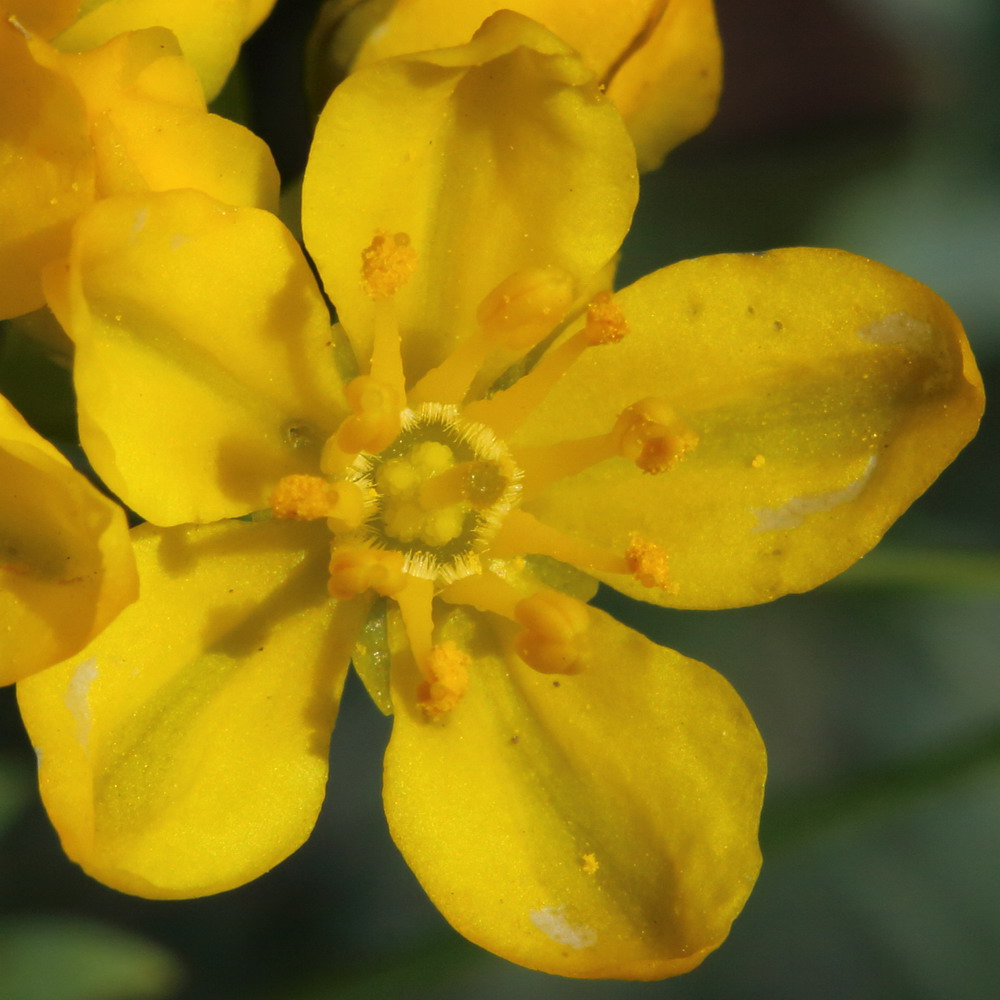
625,534 -> 677,592
583,291 -> 628,345
416,641 -> 470,721
327,548 -> 406,600
361,231 -> 417,299
271,475 -> 366,531
513,590 -> 590,675
323,375 -> 403,471
613,398 -> 698,474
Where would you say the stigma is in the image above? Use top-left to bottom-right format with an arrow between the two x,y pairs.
345,403 -> 522,585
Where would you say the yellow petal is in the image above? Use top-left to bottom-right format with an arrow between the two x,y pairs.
17,518 -> 364,898
605,0 -> 722,171
35,27 -> 279,209
6,0 -> 81,38
311,0 -> 721,169
384,604 -> 764,978
517,249 -> 984,609
0,19 -> 95,319
347,0 -> 658,73
303,10 -> 637,384
54,0 -> 276,100
46,189 -> 346,526
0,394 -> 136,685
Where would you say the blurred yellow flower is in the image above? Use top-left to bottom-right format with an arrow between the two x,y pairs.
0,7 -> 278,320
309,0 -> 721,170
0,393 -> 136,685
7,0 -> 275,98
18,12 -> 982,980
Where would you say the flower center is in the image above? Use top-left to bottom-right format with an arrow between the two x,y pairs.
348,402 -> 521,584
273,231 -> 697,719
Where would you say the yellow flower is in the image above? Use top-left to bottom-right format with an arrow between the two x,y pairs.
17,13 -> 982,979
0,392 -> 137,684
0,6 -> 278,320
7,0 -> 276,99
309,0 -> 721,170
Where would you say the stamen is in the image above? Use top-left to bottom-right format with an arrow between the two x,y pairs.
613,398 -> 699,474
407,335 -> 492,406
439,571 -> 522,620
361,231 -> 416,300
441,573 -> 589,675
271,475 -> 366,531
489,513 -> 677,593
512,399 -> 696,500
463,290 -> 627,439
322,375 -> 403,473
514,435 -> 618,498
328,547 -> 406,601
416,641 -> 470,721
490,511 -> 627,575
514,590 -> 590,675
476,266 -> 575,351
408,266 -> 575,407
395,575 -> 435,667
583,291 -> 627,344
625,534 -> 677,593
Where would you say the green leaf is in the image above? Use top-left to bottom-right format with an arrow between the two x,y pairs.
0,918 -> 182,1000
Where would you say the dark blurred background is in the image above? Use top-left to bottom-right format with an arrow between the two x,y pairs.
1,0 -> 998,997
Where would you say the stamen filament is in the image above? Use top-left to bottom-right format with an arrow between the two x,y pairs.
462,330 -> 591,439
369,298 -> 406,401
440,571 -> 521,621
514,435 -> 618,498
395,575 -> 435,671
407,334 -> 492,407
489,510 -> 628,575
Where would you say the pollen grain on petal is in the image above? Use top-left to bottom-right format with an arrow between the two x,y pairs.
361,230 -> 417,299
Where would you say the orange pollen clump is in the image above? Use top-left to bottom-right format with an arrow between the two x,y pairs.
513,589 -> 590,675
271,475 -> 365,531
361,231 -> 417,299
327,547 -> 406,601
626,534 -> 677,592
271,474 -> 334,520
614,397 -> 698,474
584,291 -> 628,345
417,641 -> 471,721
